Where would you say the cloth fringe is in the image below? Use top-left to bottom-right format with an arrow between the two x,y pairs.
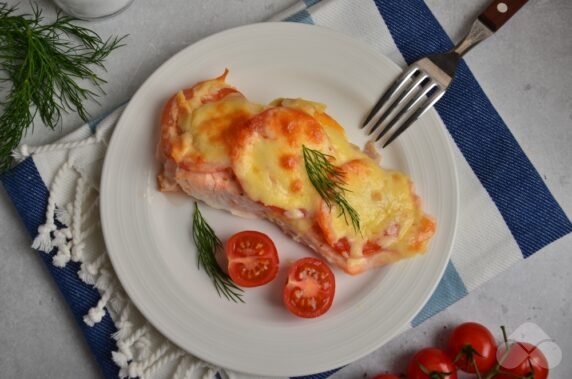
22,110 -> 226,379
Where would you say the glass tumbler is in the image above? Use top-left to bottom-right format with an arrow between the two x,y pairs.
52,0 -> 135,20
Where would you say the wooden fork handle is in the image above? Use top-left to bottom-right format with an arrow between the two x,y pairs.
478,0 -> 528,32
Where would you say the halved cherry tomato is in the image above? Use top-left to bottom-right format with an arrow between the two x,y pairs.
225,231 -> 279,288
407,348 -> 458,379
447,322 -> 497,373
496,342 -> 549,379
283,257 -> 335,318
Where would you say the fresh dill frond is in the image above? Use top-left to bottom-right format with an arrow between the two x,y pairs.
0,2 -> 126,170
192,202 -> 244,303
302,145 -> 361,233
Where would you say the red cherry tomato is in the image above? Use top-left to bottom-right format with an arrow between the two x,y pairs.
283,257 -> 335,318
447,322 -> 497,373
495,342 -> 549,379
371,375 -> 400,379
225,231 -> 279,287
407,348 -> 458,379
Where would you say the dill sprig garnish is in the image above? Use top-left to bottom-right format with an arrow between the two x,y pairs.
192,203 -> 244,303
302,145 -> 361,233
0,2 -> 126,171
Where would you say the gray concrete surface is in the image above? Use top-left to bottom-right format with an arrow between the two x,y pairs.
0,0 -> 570,378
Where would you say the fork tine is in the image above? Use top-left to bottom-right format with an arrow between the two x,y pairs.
382,88 -> 446,148
374,79 -> 437,142
361,66 -> 419,128
366,72 -> 429,137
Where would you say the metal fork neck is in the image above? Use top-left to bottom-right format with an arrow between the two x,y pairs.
453,19 -> 493,57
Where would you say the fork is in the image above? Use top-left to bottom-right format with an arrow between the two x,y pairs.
362,0 -> 528,147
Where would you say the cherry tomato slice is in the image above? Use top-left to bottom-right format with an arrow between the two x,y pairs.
447,322 -> 497,373
407,348 -> 458,379
496,342 -> 549,379
225,231 -> 279,288
283,257 -> 335,318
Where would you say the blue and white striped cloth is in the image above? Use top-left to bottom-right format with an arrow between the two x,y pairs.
1,1 -> 570,378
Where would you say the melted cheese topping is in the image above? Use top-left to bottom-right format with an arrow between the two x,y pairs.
178,94 -> 263,166
231,107 -> 333,212
169,79 -> 263,168
270,98 -> 326,116
183,76 -> 233,111
274,98 -> 362,165
318,158 -> 426,259
271,98 -> 429,262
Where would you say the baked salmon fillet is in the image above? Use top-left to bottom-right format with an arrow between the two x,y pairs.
157,71 -> 436,275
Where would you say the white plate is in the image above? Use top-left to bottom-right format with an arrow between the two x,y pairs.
101,23 -> 458,377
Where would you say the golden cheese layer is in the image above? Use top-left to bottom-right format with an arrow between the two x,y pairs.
163,72 -> 263,171
232,106 -> 333,212
315,158 -> 433,269
175,94 -> 263,167
274,98 -> 362,165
